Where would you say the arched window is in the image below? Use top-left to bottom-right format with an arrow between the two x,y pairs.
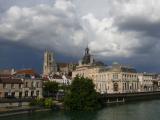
113,83 -> 118,91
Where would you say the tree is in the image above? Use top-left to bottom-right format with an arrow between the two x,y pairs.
64,76 -> 102,111
43,81 -> 59,97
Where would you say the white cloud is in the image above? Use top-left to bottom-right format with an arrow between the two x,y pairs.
0,0 -> 86,56
0,0 -> 160,59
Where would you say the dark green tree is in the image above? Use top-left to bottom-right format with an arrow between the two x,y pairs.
43,81 -> 59,97
64,76 -> 102,111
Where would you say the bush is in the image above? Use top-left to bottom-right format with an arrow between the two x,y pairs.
44,98 -> 54,108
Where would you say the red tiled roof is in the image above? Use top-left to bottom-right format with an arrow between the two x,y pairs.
15,69 -> 37,75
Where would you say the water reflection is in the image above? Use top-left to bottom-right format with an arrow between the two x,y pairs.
1,100 -> 160,120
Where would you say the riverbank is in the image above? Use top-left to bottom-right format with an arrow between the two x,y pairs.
0,106 -> 51,117
1,100 -> 160,120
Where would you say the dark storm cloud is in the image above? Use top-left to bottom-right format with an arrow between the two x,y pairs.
1,0 -> 160,72
118,16 -> 160,37
116,15 -> 160,55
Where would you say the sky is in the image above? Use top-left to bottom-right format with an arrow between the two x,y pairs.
0,0 -> 160,73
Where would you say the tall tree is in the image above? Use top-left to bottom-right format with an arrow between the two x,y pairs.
64,76 -> 102,111
43,81 -> 59,97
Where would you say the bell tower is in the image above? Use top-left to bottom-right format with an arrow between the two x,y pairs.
43,50 -> 57,76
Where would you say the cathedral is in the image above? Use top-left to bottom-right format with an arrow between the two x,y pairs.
43,50 -> 57,76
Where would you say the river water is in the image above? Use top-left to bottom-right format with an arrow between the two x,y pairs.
1,100 -> 160,120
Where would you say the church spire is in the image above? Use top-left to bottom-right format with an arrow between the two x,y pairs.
85,46 -> 89,55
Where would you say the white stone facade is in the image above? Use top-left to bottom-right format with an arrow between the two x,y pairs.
72,64 -> 139,94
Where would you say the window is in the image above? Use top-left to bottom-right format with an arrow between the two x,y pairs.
3,84 -> 6,89
31,91 -> 34,97
11,92 -> 15,97
36,91 -> 39,97
19,84 -> 22,89
11,84 -> 15,89
4,92 -> 8,98
19,92 -> 22,98
36,82 -> 39,88
49,54 -> 52,61
113,74 -> 118,80
25,82 -> 28,87
25,91 -> 28,97
113,83 -> 118,91
31,82 -> 34,88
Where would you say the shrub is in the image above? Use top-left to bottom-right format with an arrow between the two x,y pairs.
44,98 -> 54,108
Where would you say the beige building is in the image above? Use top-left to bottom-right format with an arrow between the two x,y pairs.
0,69 -> 43,99
0,74 -> 23,98
73,63 -> 139,94
138,73 -> 159,92
15,69 -> 43,98
72,48 -> 139,94
43,50 -> 57,76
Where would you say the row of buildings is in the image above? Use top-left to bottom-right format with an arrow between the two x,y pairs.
72,47 -> 160,94
0,69 -> 43,99
1,48 -> 160,100
0,50 -> 75,100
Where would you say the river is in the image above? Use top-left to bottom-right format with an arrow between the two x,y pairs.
1,100 -> 160,120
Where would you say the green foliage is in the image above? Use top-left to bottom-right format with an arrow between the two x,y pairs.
30,98 -> 54,108
44,98 -> 54,108
59,84 -> 70,92
43,81 -> 59,97
29,98 -> 44,107
64,76 -> 102,111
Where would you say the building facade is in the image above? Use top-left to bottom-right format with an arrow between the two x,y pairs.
72,48 -> 139,94
0,74 -> 23,98
0,69 -> 43,99
15,69 -> 43,98
138,73 -> 159,92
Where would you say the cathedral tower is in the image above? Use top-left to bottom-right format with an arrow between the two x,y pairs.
43,50 -> 57,76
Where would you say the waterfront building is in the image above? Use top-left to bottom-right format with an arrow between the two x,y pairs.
0,69 -> 43,99
14,69 -> 43,98
72,48 -> 139,94
138,73 -> 160,92
43,50 -> 57,76
0,74 -> 23,98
